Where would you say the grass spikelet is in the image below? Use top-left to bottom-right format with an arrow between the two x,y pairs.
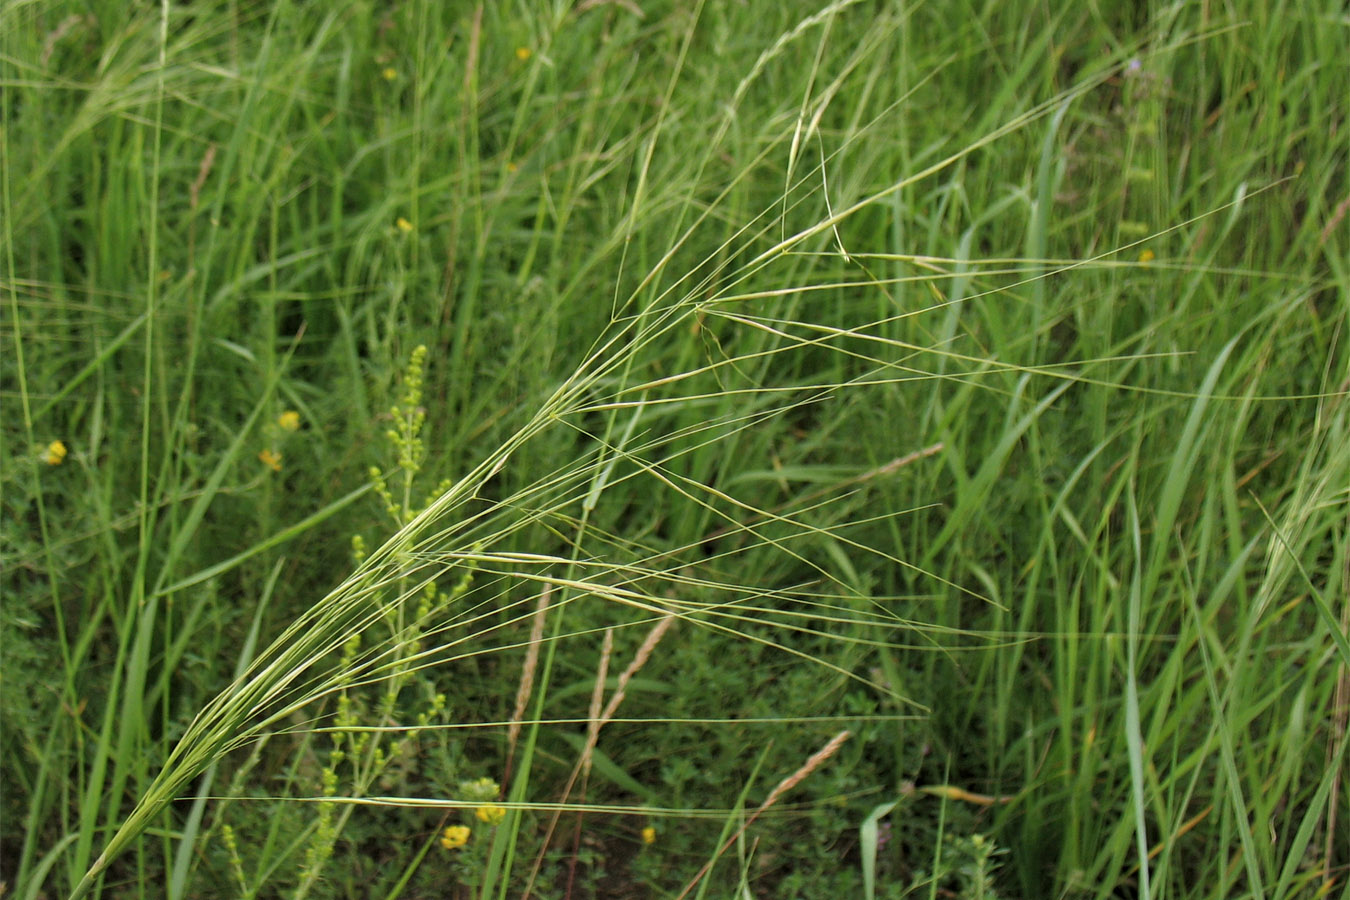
506,587 -> 551,775
675,730 -> 852,900
584,629 -> 615,779
599,614 -> 676,724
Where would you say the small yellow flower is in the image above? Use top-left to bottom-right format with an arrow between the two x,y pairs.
505,161 -> 519,174
382,66 -> 397,81
515,46 -> 531,61
43,440 -> 68,466
396,217 -> 414,233
278,410 -> 301,431
440,825 -> 471,850
1138,248 -> 1155,263
458,776 -> 500,801
475,804 -> 506,826
641,826 -> 656,845
258,449 -> 282,472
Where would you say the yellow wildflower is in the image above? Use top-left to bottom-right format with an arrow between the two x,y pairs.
440,825 -> 471,850
475,804 -> 506,826
382,66 -> 397,81
641,826 -> 656,845
43,440 -> 68,466
1138,248 -> 1155,263
458,777 -> 500,801
258,449 -> 282,472
515,46 -> 531,61
396,217 -> 414,233
278,410 -> 301,431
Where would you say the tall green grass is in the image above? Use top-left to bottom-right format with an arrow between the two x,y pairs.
3,1 -> 1347,898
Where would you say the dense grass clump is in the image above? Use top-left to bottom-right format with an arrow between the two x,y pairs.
3,1 -> 1346,898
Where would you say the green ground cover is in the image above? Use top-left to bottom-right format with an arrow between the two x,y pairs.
3,1 -> 1347,897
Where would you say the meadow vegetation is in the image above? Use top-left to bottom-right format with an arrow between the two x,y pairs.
2,1 -> 1347,898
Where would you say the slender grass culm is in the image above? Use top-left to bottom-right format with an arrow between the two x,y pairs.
3,2 -> 1347,899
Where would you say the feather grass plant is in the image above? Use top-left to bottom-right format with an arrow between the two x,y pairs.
62,51 -> 1123,896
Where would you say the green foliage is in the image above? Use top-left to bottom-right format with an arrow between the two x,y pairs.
3,1 -> 1347,899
